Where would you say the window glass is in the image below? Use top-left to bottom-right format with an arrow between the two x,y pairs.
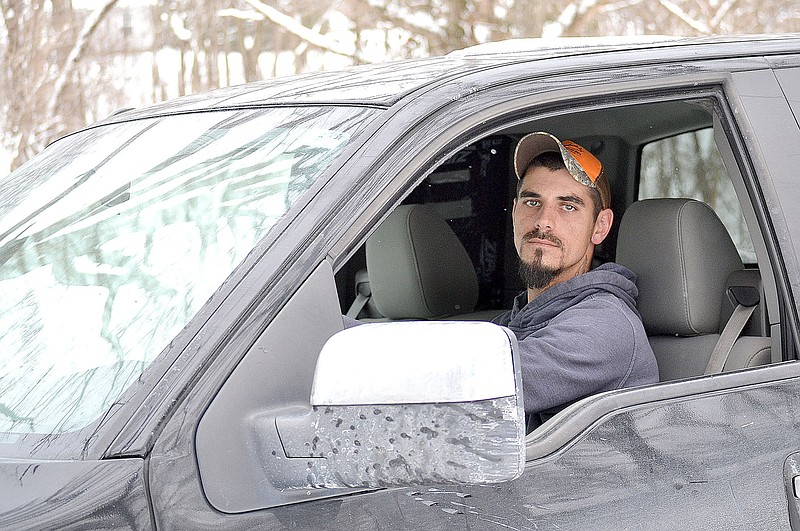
0,106 -> 377,435
639,128 -> 756,263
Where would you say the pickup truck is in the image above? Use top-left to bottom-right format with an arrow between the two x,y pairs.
2,34 -> 800,530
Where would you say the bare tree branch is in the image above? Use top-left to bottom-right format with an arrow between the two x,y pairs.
543,0 -> 600,38
711,0 -> 739,29
657,0 -> 712,34
598,0 -> 648,14
238,0 -> 362,60
43,0 -> 121,123
0,0 -> 7,37
217,7 -> 263,22
349,0 -> 444,43
293,0 -> 345,57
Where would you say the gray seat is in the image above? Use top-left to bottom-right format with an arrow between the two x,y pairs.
616,198 -> 770,380
365,204 -> 501,321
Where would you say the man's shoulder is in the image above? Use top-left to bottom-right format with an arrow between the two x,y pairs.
591,290 -> 645,323
544,291 -> 645,349
492,309 -> 512,326
559,291 -> 636,323
493,291 -> 527,326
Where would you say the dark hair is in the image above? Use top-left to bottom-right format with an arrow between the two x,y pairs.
517,151 -> 603,219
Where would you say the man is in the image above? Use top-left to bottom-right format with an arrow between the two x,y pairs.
495,132 -> 658,432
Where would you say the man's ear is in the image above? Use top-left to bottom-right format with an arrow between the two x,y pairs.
591,208 -> 614,245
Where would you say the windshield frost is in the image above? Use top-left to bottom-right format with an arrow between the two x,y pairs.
0,106 -> 375,435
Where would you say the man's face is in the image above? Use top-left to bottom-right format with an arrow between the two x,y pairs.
512,165 -> 612,292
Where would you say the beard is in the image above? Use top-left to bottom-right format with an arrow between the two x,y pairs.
519,250 -> 563,289
518,229 -> 564,290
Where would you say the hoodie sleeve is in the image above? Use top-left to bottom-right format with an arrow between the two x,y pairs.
514,293 -> 645,414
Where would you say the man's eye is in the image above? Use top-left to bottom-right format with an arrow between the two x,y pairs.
524,199 -> 539,207
563,204 -> 576,211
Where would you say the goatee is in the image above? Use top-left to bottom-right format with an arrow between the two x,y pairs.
519,249 -> 563,290
518,229 -> 564,289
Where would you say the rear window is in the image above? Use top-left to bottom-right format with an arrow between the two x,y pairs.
639,128 -> 756,263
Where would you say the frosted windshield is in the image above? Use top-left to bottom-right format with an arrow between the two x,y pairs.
0,106 -> 376,434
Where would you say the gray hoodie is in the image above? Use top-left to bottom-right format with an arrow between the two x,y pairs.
494,262 -> 658,427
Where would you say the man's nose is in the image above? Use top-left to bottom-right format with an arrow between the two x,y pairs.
533,204 -> 555,231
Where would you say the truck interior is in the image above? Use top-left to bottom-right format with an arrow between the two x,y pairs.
334,95 -> 785,385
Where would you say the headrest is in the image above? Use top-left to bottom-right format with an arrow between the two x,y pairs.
616,198 -> 743,336
366,204 -> 479,319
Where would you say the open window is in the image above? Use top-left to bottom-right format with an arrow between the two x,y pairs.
336,95 -> 781,382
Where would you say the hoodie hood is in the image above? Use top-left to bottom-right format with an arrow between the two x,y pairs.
508,262 -> 641,332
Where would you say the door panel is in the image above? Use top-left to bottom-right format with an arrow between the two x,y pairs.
196,261 -> 347,512
784,452 -> 800,531
323,376 -> 799,530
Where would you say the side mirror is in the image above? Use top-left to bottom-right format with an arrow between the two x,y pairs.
276,320 -> 525,488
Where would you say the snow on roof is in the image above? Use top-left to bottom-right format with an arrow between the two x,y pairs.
447,35 -> 684,58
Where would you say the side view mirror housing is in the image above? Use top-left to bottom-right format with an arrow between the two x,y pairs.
276,320 -> 525,488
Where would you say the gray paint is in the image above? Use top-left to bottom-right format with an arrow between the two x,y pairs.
0,458 -> 151,530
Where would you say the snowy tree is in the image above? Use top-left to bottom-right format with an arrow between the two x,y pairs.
0,0 -> 124,169
2,0 -> 800,170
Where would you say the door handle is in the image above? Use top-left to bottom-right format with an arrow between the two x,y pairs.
784,453 -> 800,530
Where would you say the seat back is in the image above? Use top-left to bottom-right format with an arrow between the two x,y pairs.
365,204 -> 480,319
616,198 -> 768,380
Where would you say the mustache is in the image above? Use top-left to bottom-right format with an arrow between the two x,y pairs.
522,229 -> 562,248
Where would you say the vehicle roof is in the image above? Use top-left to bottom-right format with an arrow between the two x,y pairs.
106,34 -> 800,122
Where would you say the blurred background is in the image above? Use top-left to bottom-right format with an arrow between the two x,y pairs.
1,0 -> 798,173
